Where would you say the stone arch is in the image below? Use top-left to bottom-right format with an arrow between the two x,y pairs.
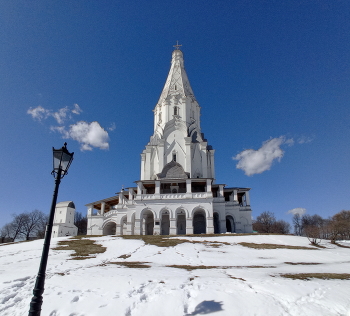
193,209 -> 206,234
140,208 -> 155,235
191,206 -> 210,218
120,215 -> 127,235
226,215 -> 235,233
130,213 -> 135,235
103,220 -> 117,235
213,212 -> 220,234
160,208 -> 171,235
175,207 -> 187,235
175,207 -> 189,218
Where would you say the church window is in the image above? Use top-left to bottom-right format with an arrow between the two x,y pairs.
173,153 -> 176,162
174,84 -> 177,90
174,106 -> 178,116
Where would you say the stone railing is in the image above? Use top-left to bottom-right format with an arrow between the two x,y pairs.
138,192 -> 211,200
239,206 -> 251,211
104,209 -> 119,217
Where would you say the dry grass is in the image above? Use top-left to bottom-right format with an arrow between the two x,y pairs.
121,235 -> 188,247
285,262 -> 322,265
118,254 -> 131,259
166,265 -> 222,271
334,242 -> 350,249
166,264 -> 276,270
228,276 -> 246,281
238,242 -> 317,250
53,237 -> 106,259
120,235 -> 233,248
280,273 -> 350,280
108,261 -> 151,269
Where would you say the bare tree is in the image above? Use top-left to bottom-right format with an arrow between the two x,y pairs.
328,210 -> 350,243
74,211 -> 87,235
293,213 -> 302,236
253,211 -> 276,233
20,210 -> 48,240
304,225 -> 321,246
273,220 -> 291,234
8,213 -> 27,241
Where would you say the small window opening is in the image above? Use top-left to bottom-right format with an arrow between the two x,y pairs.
174,106 -> 178,116
159,112 -> 162,121
174,84 -> 177,90
173,153 -> 176,162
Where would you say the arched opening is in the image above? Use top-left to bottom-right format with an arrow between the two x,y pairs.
213,212 -> 220,234
177,211 -> 186,235
142,210 -> 154,235
120,216 -> 127,235
131,213 -> 135,235
103,222 -> 116,235
226,215 -> 235,233
193,210 -> 206,234
161,212 -> 170,235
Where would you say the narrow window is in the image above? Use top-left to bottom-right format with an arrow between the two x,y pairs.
174,84 -> 177,90
174,106 -> 178,116
159,112 -> 162,121
173,153 -> 176,162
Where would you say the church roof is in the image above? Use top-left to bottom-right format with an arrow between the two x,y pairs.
56,201 -> 75,209
157,160 -> 190,179
157,48 -> 196,104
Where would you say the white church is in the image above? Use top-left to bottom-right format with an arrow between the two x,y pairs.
86,46 -> 253,236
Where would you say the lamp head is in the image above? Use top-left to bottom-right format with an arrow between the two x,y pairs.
52,142 -> 74,178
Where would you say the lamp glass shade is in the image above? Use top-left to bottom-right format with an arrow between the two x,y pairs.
52,143 -> 74,176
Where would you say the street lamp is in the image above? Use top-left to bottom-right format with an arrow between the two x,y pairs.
29,142 -> 74,316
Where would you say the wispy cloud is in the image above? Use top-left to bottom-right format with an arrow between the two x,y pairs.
27,106 -> 50,121
297,136 -> 314,144
233,136 -> 291,176
72,103 -> 82,115
29,104 -> 110,151
27,104 -> 82,124
51,121 -> 109,151
108,122 -> 116,131
287,208 -> 307,216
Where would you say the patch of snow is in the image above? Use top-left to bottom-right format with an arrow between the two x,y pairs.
0,235 -> 349,315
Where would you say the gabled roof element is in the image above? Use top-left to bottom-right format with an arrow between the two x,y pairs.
157,160 -> 190,179
157,49 -> 196,104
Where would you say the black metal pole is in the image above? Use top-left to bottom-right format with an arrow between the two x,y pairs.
29,168 -> 62,316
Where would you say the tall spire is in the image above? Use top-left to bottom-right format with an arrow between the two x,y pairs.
157,46 -> 196,105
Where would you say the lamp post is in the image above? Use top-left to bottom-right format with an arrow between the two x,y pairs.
29,142 -> 74,316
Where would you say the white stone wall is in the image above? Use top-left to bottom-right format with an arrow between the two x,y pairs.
51,202 -> 78,238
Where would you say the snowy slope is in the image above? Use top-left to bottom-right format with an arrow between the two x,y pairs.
0,235 -> 349,316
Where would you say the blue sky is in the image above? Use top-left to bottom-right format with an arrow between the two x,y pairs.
1,1 -> 349,228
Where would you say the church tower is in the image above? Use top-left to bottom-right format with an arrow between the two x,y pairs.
140,47 -> 215,181
86,45 -> 253,236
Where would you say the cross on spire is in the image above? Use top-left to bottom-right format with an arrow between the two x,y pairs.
173,41 -> 182,50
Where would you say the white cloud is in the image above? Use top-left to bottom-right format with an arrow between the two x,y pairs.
297,136 -> 314,144
108,122 -> 116,131
52,121 -> 109,151
233,136 -> 291,176
27,106 -> 50,121
287,208 -> 307,216
72,103 -> 82,115
52,107 -> 69,124
28,104 -> 82,124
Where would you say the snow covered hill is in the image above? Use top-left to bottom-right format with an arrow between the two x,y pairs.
0,235 -> 349,316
